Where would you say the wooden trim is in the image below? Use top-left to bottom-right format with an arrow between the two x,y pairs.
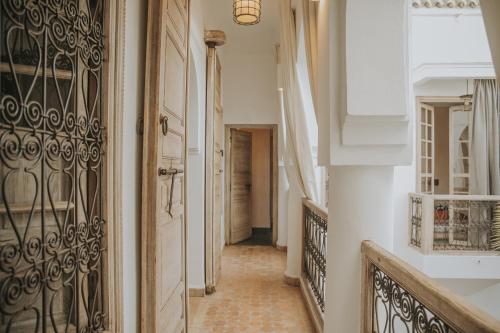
284,273 -> 300,287
102,0 -> 126,331
272,126 -> 279,245
189,288 -> 206,297
361,240 -> 500,332
141,0 -> 164,330
204,38 -> 225,291
204,44 -> 217,292
299,275 -> 324,333
302,198 -> 328,221
224,124 -> 279,245
276,244 -> 288,252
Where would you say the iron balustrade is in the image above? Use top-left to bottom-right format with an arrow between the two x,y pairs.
302,199 -> 327,313
408,194 -> 500,253
362,241 -> 500,333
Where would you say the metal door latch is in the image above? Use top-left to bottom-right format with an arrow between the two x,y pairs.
158,167 -> 184,216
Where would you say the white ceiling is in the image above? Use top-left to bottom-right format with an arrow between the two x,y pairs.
204,0 -> 280,55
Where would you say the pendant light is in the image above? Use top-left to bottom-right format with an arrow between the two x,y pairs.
233,0 -> 262,26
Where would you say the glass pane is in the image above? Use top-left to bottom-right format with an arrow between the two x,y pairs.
452,111 -> 470,170
427,110 -> 433,125
427,159 -> 433,173
421,158 -> 427,173
454,177 -> 469,194
421,178 -> 427,192
427,143 -> 433,158
421,108 -> 426,123
454,158 -> 469,174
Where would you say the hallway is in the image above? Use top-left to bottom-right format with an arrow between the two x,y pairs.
189,246 -> 314,333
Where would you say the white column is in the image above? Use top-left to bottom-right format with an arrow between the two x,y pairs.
324,166 -> 395,332
285,180 -> 303,280
277,164 -> 289,248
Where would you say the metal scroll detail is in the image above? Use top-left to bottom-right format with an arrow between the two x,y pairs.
0,0 -> 107,332
303,205 -> 327,312
372,266 -> 457,333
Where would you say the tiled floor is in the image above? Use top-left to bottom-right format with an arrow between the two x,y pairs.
189,245 -> 314,333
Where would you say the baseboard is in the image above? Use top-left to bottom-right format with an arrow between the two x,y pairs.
275,244 -> 287,252
189,288 -> 205,297
299,275 -> 324,333
205,285 -> 216,295
283,272 -> 300,287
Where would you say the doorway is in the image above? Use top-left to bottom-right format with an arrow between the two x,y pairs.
224,125 -> 279,246
416,97 -> 471,195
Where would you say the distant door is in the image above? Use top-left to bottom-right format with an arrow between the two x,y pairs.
141,0 -> 189,331
449,105 -> 471,195
230,129 -> 253,244
205,49 -> 224,292
418,103 -> 435,194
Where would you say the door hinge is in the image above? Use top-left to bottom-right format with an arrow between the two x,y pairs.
136,117 -> 144,136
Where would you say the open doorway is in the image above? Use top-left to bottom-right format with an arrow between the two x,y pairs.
224,125 -> 279,246
416,97 -> 471,195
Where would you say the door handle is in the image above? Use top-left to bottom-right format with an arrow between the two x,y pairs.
158,167 -> 184,216
160,115 -> 169,136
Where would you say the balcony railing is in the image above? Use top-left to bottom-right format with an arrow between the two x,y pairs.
362,241 -> 500,332
300,199 -> 327,332
409,193 -> 500,254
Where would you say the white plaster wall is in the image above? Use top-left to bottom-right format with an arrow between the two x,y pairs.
220,52 -> 280,126
436,279 -> 500,320
122,0 -> 147,331
412,9 -> 492,70
186,0 -> 207,291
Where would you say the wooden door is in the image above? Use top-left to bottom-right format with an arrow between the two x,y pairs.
418,103 -> 435,194
449,105 -> 471,195
141,0 -> 189,332
230,129 -> 253,244
205,49 -> 224,291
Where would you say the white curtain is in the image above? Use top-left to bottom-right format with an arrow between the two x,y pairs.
301,0 -> 319,118
278,0 -> 319,202
470,79 -> 500,195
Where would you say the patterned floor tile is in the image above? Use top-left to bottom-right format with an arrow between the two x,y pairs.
189,245 -> 314,333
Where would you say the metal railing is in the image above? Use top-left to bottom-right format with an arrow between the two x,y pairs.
409,193 -> 500,254
362,241 -> 500,332
302,199 -> 327,314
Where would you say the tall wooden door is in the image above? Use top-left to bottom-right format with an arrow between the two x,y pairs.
141,0 -> 189,332
230,130 -> 253,244
205,46 -> 224,292
449,105 -> 471,195
418,103 -> 435,194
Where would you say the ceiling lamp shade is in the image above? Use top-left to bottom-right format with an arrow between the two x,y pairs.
233,0 -> 262,26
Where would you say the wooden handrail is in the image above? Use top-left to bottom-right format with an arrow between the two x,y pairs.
302,198 -> 328,221
361,240 -> 500,333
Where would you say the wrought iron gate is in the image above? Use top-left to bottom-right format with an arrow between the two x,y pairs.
0,0 -> 107,332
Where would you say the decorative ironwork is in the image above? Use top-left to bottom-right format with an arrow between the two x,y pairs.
1,0 -> 107,332
372,265 -> 458,333
303,204 -> 327,312
434,199 -> 496,251
409,195 -> 422,248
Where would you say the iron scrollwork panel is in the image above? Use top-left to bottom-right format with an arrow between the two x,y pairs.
0,0 -> 107,332
372,265 -> 457,333
303,206 -> 327,312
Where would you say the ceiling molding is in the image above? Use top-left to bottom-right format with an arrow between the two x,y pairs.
411,0 -> 480,8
